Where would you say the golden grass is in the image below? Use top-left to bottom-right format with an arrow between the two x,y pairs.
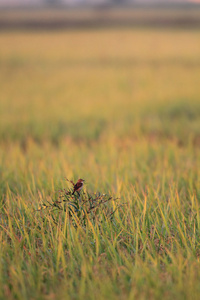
0,26 -> 200,299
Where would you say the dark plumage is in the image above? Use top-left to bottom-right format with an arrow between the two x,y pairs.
72,179 -> 85,195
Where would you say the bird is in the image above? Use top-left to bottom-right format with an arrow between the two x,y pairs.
72,179 -> 85,195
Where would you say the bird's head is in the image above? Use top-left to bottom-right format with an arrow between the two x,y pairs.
78,179 -> 85,183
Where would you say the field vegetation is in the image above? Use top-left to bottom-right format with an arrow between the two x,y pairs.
0,21 -> 200,299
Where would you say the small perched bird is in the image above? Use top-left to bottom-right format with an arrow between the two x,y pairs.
72,179 -> 85,195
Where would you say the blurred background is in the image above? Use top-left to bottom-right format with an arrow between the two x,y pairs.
0,0 -> 200,185
1,0 -> 200,7
1,0 -> 200,29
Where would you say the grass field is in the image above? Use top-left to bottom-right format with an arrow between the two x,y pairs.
0,22 -> 200,299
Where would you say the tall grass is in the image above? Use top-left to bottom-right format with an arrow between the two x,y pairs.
0,26 -> 200,299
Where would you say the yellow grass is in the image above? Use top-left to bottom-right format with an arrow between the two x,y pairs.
0,25 -> 200,299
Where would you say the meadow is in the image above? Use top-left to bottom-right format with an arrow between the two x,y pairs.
0,20 -> 200,299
